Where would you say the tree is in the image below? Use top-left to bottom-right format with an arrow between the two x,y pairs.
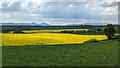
13,27 -> 24,33
103,24 -> 116,39
97,29 -> 101,31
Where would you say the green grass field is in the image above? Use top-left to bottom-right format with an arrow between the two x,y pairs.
2,39 -> 118,66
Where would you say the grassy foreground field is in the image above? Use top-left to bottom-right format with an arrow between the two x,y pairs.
2,39 -> 118,66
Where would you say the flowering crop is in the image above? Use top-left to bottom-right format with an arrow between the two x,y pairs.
2,33 -> 107,46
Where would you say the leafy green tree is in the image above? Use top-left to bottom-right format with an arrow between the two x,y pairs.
103,24 -> 116,39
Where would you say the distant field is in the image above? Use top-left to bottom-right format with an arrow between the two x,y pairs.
23,29 -> 89,33
2,33 -> 107,46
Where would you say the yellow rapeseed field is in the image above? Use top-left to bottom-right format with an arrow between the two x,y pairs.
23,29 -> 89,33
2,33 -> 107,46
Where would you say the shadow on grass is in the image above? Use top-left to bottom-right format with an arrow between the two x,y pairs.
3,43 -> 84,47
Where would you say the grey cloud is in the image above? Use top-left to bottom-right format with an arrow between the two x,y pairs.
32,2 -> 117,20
1,2 -> 118,24
2,2 -> 21,12
98,2 -> 118,7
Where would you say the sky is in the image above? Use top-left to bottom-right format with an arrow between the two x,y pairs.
0,0 -> 119,25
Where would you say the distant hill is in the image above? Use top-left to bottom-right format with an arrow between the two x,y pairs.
0,22 -> 50,26
40,22 -> 49,26
0,22 -> 118,26
67,24 -> 80,26
82,23 -> 110,26
67,23 -> 112,26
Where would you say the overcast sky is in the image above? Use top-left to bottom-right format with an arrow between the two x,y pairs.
0,0 -> 119,25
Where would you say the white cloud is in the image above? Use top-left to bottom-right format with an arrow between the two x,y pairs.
0,1 -> 118,24
103,6 -> 118,15
68,3 -> 77,8
85,3 -> 89,7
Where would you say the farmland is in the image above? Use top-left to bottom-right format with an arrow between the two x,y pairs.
23,29 -> 89,33
2,29 -> 107,46
1,27 -> 119,66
